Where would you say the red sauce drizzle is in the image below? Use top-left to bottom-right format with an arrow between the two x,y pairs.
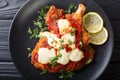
48,21 -> 61,38
66,47 -> 72,52
68,19 -> 82,49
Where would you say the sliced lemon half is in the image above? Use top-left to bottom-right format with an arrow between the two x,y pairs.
90,27 -> 108,45
83,12 -> 103,33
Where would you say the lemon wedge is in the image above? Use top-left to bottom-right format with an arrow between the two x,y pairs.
90,27 -> 108,45
83,12 -> 103,33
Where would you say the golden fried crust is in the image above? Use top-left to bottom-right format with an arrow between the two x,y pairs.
65,4 -> 86,25
75,4 -> 90,45
82,27 -> 91,45
45,5 -> 65,24
74,4 -> 86,24
88,45 -> 94,60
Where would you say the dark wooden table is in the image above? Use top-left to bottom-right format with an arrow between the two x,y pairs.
0,0 -> 120,80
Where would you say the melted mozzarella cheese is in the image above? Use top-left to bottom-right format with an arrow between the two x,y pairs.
38,19 -> 84,64
57,49 -> 69,65
38,48 -> 56,64
40,31 -> 60,49
61,33 -> 75,44
69,48 -> 84,62
58,19 -> 72,34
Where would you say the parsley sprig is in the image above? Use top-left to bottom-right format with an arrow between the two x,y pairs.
68,39 -> 73,45
28,6 -> 50,39
59,70 -> 74,79
40,69 -> 48,75
50,54 -> 62,68
65,4 -> 76,13
72,27 -> 77,32
27,47 -> 32,58
28,28 -> 39,39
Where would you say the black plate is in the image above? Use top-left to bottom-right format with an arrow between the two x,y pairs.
9,0 -> 114,80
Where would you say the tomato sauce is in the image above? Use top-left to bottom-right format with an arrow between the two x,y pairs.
48,21 -> 61,38
66,47 -> 72,52
68,19 -> 82,49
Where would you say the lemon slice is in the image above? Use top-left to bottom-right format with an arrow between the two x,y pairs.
83,12 -> 103,33
90,27 -> 108,45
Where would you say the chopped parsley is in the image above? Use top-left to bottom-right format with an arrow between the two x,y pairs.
38,5 -> 50,18
27,47 -> 32,58
79,41 -> 83,47
60,39 -> 64,44
27,53 -> 31,58
59,70 -> 74,79
27,27 -> 32,34
33,21 -> 42,28
50,54 -> 62,68
53,16 -> 58,19
68,39 -> 72,45
27,47 -> 31,51
59,45 -> 63,50
40,69 -> 48,75
29,28 -> 39,39
70,28 -> 76,36
51,41 -> 54,44
72,27 -> 76,32
28,6 -> 50,39
85,59 -> 92,64
70,32 -> 75,36
65,4 -> 76,13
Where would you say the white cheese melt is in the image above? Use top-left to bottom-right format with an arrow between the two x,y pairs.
38,48 -> 56,64
58,19 -> 72,35
57,49 -> 69,65
38,19 -> 84,65
61,33 -> 75,44
40,31 -> 60,49
69,48 -> 84,62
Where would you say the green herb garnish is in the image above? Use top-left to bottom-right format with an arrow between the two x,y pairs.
59,45 -> 63,50
68,39 -> 72,45
60,39 -> 64,43
70,32 -> 75,36
41,27 -> 47,32
27,53 -> 31,58
51,41 -> 54,44
33,21 -> 42,28
28,6 -> 50,39
27,47 -> 32,58
50,54 -> 62,68
27,47 -> 31,51
72,27 -> 76,32
40,69 -> 48,75
65,4 -> 76,13
38,5 -> 50,18
53,16 -> 58,19
85,59 -> 92,65
79,41 -> 83,47
27,27 -> 32,34
59,71 -> 74,79
29,28 -> 39,39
